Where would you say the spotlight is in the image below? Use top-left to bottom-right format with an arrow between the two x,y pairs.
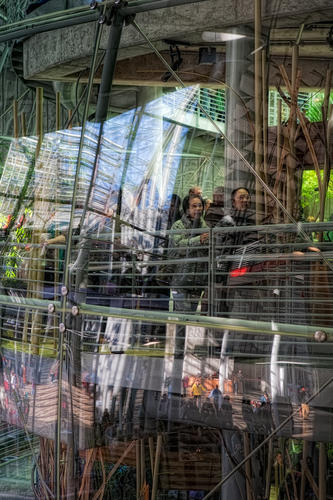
198,47 -> 216,65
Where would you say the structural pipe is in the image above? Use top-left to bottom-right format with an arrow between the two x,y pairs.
79,2 -> 125,229
0,293 -> 332,338
0,0 -> 209,43
95,4 -> 124,123
121,0 -> 209,15
76,301 -> 333,339
54,6 -> 107,497
0,11 -> 99,43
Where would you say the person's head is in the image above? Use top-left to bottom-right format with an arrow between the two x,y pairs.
183,194 -> 204,220
231,187 -> 251,211
213,186 -> 224,205
189,186 -> 202,197
170,194 -> 181,211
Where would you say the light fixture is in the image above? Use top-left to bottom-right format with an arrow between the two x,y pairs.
198,47 -> 216,65
202,31 -> 246,43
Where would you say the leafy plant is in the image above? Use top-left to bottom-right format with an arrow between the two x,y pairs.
301,170 -> 333,220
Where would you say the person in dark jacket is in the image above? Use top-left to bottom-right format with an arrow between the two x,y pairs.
169,193 -> 209,317
214,187 -> 257,316
215,187 -> 256,250
167,193 -> 209,375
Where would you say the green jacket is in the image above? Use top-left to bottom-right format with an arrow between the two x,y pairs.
168,214 -> 208,290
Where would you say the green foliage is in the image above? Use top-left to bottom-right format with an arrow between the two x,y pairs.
302,91 -> 333,122
301,170 -> 333,220
1,207 -> 32,281
328,443 -> 333,461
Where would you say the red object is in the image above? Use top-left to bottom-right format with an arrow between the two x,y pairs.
230,266 -> 249,278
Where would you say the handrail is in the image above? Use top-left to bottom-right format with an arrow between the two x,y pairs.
0,293 -> 331,339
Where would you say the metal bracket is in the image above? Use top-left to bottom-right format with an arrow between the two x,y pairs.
98,0 -> 134,26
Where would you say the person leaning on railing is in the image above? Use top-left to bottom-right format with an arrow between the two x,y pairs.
168,193 -> 209,318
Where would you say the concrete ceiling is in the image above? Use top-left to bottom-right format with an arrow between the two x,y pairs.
17,0 -> 333,89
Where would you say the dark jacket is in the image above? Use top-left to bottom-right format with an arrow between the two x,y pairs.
169,214 -> 208,290
214,209 -> 258,280
215,208 -> 257,249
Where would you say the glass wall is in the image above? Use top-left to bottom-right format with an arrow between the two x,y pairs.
0,0 -> 332,498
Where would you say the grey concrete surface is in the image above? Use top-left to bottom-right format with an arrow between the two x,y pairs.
22,0 -> 333,81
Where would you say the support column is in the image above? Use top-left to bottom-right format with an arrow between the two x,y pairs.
224,28 -> 255,208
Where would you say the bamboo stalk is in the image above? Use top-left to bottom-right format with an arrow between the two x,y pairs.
54,92 -> 61,347
275,99 -> 282,223
93,448 -> 106,500
319,443 -> 326,500
243,432 -> 253,500
36,87 -> 43,156
56,91 -> 61,131
31,232 -> 43,355
319,68 -> 332,222
262,48 -> 268,184
265,440 -> 273,499
140,438 -> 145,490
148,436 -> 155,475
20,112 -> 27,136
300,440 -> 309,500
136,440 -> 140,499
255,0 -> 263,224
304,462 -> 319,498
279,65 -> 324,208
151,434 -> 162,500
13,99 -> 19,139
286,448 -> 299,500
80,449 -> 95,499
68,109 -> 73,129
30,88 -> 44,355
262,49 -> 269,221
287,45 -> 299,219
274,461 -> 279,494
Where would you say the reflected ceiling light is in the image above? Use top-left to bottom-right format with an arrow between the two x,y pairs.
202,31 -> 246,42
143,340 -> 160,346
